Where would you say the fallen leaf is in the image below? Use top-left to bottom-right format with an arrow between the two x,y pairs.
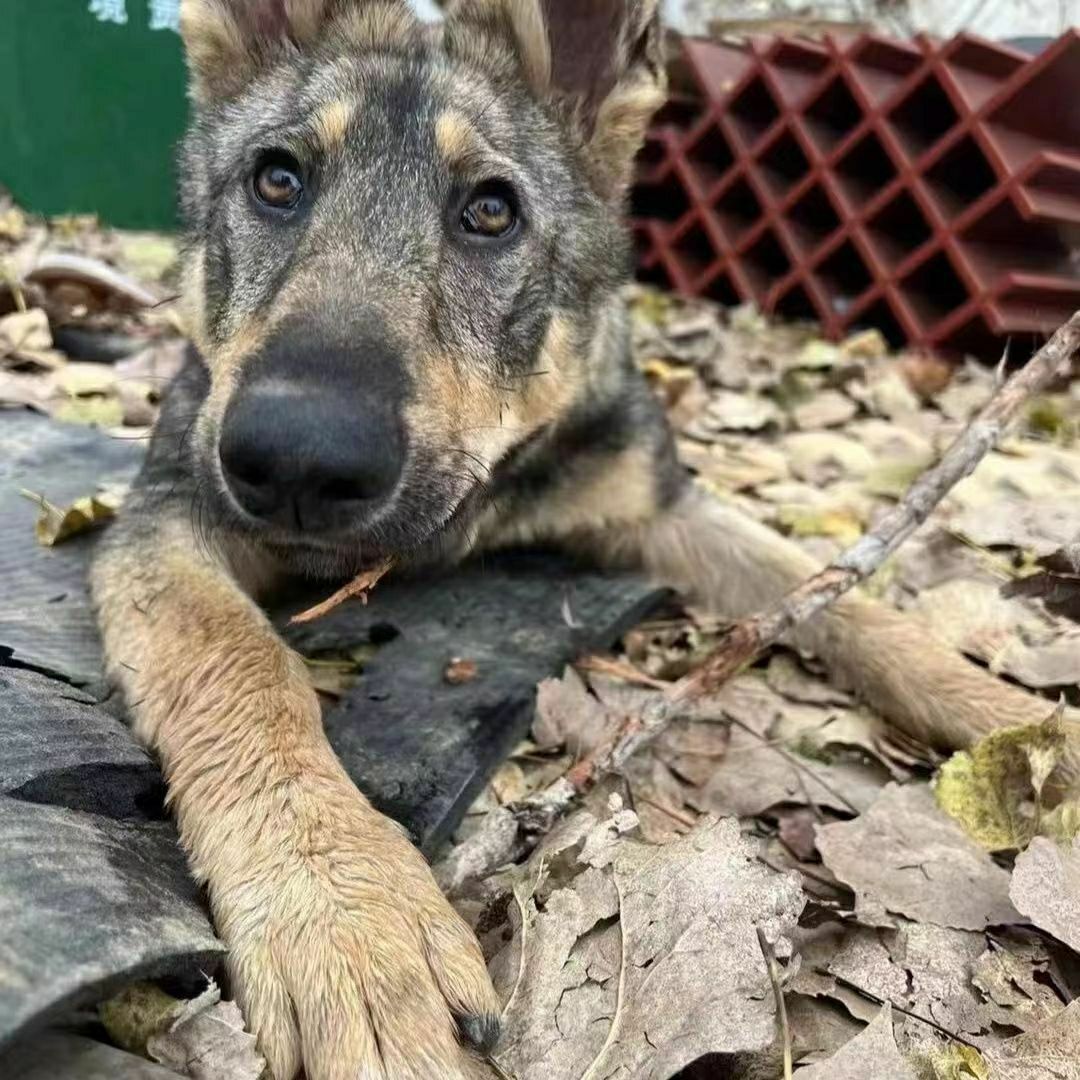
689,389 -> 782,434
923,1044 -> 990,1079
793,1005 -> 916,1079
816,783 -> 1021,929
689,677 -> 888,817
491,813 -> 804,1080
984,999 -> 1080,1079
841,328 -> 888,361
765,654 -> 853,707
147,982 -> 265,1080
0,307 -> 63,368
791,389 -> 858,430
783,431 -> 876,484
934,711 -> 1073,851
972,932 -> 1065,1033
795,338 -> 843,369
52,394 -> 125,428
775,504 -> 863,545
99,982 -> 180,1055
21,487 -> 122,545
951,499 -> 1080,557
1009,836 -> 1080,952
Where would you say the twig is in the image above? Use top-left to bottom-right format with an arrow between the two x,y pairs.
435,312 -> 1080,887
289,559 -> 394,624
821,968 -> 980,1049
579,875 -> 627,1080
501,858 -> 545,1023
757,927 -> 792,1080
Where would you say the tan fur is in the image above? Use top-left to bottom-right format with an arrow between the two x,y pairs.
92,519 -> 498,1080
310,97 -> 357,154
435,110 -> 482,168
480,443 -> 658,549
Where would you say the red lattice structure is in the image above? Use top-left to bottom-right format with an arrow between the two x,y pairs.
632,30 -> 1080,359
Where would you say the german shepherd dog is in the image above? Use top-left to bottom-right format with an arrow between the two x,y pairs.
91,1 -> 1055,1076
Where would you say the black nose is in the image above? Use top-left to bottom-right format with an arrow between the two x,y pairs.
219,386 -> 404,533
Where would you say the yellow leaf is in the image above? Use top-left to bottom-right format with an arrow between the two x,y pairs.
775,504 -> 863,546
924,1044 -> 989,1079
934,708 -> 1071,851
53,395 -> 125,428
21,488 -> 122,546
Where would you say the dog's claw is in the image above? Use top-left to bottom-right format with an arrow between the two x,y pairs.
457,1011 -> 501,1053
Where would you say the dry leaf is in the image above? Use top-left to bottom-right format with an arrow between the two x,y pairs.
0,307 -> 63,368
816,783 -> 1021,929
21,487 -> 122,546
147,982 -> 265,1080
934,711 -> 1076,851
793,1005 -> 916,1080
689,677 -> 887,818
782,431 -> 876,484
791,389 -> 858,430
491,814 -> 804,1080
1009,836 -> 1080,953
984,1000 -> 1080,1080
923,1044 -> 990,1079
951,499 -> 1080,557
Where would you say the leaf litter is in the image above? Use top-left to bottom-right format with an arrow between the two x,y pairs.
8,196 -> 1080,1077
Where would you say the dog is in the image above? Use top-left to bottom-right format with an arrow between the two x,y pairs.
91,2 -> 1058,1077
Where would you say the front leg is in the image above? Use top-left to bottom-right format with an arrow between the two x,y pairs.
92,504 -> 498,1080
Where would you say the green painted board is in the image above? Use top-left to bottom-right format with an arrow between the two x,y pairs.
0,1 -> 188,229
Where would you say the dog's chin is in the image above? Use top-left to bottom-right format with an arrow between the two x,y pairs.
254,497 -> 475,580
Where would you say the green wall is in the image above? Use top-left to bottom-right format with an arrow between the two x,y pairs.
0,1 -> 188,229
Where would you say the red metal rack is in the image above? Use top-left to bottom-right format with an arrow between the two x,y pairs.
632,31 -> 1080,359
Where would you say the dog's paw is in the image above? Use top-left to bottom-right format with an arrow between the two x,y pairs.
220,815 -> 500,1080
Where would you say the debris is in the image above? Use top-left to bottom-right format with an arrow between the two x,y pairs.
147,983 -> 265,1080
289,558 -> 395,623
934,710 -> 1076,851
20,486 -> 122,546
491,813 -> 804,1080
791,389 -> 858,430
923,1044 -> 990,1079
0,307 -> 63,368
793,1005 -> 915,1080
816,784 -> 1021,929
1009,837 -> 1080,952
984,1000 -> 1080,1079
444,656 -> 479,685
951,498 -> 1080,557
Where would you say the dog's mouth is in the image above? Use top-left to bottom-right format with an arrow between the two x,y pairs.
218,455 -> 489,577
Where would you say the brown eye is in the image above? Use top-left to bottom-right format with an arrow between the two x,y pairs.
253,153 -> 304,210
461,183 -> 518,239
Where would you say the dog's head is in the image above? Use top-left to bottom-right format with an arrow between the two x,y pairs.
177,0 -> 665,573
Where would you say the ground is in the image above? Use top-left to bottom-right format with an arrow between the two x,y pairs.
2,193 -> 1079,1079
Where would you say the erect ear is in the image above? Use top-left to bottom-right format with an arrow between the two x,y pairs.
443,0 -> 666,201
180,0 -> 414,104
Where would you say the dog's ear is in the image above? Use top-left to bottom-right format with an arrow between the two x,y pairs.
180,0 -> 413,104
444,0 -> 666,200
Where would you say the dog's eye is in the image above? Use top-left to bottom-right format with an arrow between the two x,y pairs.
460,182 -> 518,240
252,152 -> 304,210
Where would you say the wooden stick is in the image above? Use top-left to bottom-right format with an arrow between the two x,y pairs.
289,559 -> 394,625
435,312 -> 1080,889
